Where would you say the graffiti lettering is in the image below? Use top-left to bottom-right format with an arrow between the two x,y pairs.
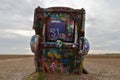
50,28 -> 60,37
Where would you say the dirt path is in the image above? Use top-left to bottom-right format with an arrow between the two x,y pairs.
84,58 -> 120,80
0,57 -> 34,80
0,56 -> 120,80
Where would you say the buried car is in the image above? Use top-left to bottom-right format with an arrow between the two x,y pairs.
30,6 -> 90,74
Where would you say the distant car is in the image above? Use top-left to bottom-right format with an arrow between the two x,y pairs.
30,6 -> 90,74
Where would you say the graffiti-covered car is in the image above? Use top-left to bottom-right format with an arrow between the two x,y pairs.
30,6 -> 90,74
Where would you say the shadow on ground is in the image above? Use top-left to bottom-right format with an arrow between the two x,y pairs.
23,71 -> 97,80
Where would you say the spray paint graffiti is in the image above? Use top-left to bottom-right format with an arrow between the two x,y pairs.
46,12 -> 74,42
31,6 -> 89,74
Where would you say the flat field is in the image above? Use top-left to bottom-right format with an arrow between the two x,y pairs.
0,54 -> 120,80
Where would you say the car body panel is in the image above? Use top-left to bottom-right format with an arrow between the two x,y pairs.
30,6 -> 89,73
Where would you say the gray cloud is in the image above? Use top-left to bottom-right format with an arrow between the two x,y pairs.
0,0 -> 35,54
84,0 -> 120,53
0,0 -> 120,54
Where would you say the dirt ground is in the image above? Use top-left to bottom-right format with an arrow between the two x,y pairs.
0,55 -> 120,80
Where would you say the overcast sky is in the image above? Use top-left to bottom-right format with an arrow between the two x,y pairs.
0,0 -> 120,54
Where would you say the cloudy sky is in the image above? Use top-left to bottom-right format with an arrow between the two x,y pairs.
0,0 -> 120,54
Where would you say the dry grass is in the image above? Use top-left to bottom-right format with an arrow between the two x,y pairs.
0,54 -> 119,60
85,54 -> 120,58
0,54 -> 120,80
0,55 -> 33,60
